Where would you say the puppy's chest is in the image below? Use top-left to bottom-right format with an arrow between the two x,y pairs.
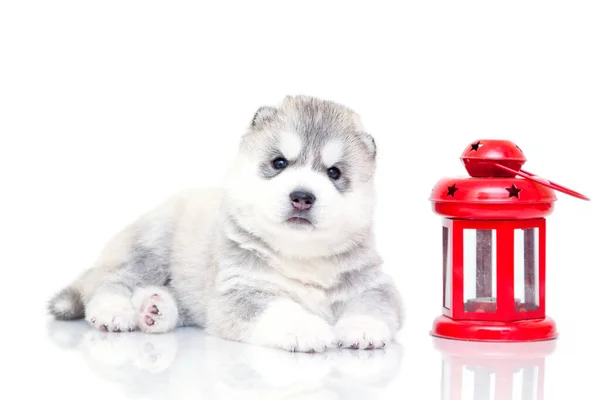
269,258 -> 355,320
271,257 -> 337,285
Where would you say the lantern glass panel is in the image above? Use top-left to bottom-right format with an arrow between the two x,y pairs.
463,229 -> 497,312
443,226 -> 452,309
514,228 -> 540,312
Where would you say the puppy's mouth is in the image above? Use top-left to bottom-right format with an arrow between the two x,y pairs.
285,213 -> 314,228
286,216 -> 312,225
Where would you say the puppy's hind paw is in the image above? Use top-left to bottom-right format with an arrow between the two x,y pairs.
132,286 -> 179,334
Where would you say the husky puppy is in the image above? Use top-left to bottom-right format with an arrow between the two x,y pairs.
48,95 -> 404,352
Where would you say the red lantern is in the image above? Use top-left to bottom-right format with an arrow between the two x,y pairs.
429,139 -> 589,342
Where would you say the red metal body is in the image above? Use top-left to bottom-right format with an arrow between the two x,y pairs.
429,139 -> 589,342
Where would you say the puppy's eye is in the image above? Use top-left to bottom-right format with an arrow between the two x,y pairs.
272,157 -> 288,170
327,167 -> 341,180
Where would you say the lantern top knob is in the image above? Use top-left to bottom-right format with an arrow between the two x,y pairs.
429,139 -> 590,220
460,139 -> 526,178
460,139 -> 590,201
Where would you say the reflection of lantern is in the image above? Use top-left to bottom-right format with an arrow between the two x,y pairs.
433,337 -> 556,400
429,140 -> 589,342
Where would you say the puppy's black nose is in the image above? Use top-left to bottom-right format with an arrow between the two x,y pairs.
290,191 -> 316,211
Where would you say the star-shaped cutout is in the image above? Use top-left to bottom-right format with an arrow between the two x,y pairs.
506,184 -> 521,198
447,184 -> 459,197
470,141 -> 482,151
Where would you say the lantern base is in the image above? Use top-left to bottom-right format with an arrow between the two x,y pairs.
431,315 -> 558,342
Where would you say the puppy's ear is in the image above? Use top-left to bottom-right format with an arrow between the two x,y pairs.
251,106 -> 277,128
353,114 -> 377,158
362,133 -> 377,158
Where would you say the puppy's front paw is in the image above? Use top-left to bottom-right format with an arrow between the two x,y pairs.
86,293 -> 137,332
132,286 -> 179,333
249,300 -> 335,353
335,315 -> 392,350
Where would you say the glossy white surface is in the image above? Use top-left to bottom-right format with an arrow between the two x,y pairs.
5,316 -> 595,400
2,1 -> 599,399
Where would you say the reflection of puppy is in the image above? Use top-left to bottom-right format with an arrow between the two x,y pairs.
46,321 -> 404,400
47,95 -> 404,352
80,331 -> 178,373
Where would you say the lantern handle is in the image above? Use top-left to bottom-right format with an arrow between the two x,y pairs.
493,163 -> 590,201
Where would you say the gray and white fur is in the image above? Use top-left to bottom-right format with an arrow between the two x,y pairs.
48,95 -> 404,352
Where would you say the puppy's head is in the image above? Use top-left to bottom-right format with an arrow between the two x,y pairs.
225,95 -> 377,258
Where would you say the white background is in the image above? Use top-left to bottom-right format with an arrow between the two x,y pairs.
1,1 -> 598,399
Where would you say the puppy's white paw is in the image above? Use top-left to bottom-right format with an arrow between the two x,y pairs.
249,299 -> 336,353
132,286 -> 179,333
334,315 -> 392,350
86,293 -> 137,332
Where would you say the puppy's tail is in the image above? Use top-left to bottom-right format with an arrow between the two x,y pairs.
47,286 -> 85,320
